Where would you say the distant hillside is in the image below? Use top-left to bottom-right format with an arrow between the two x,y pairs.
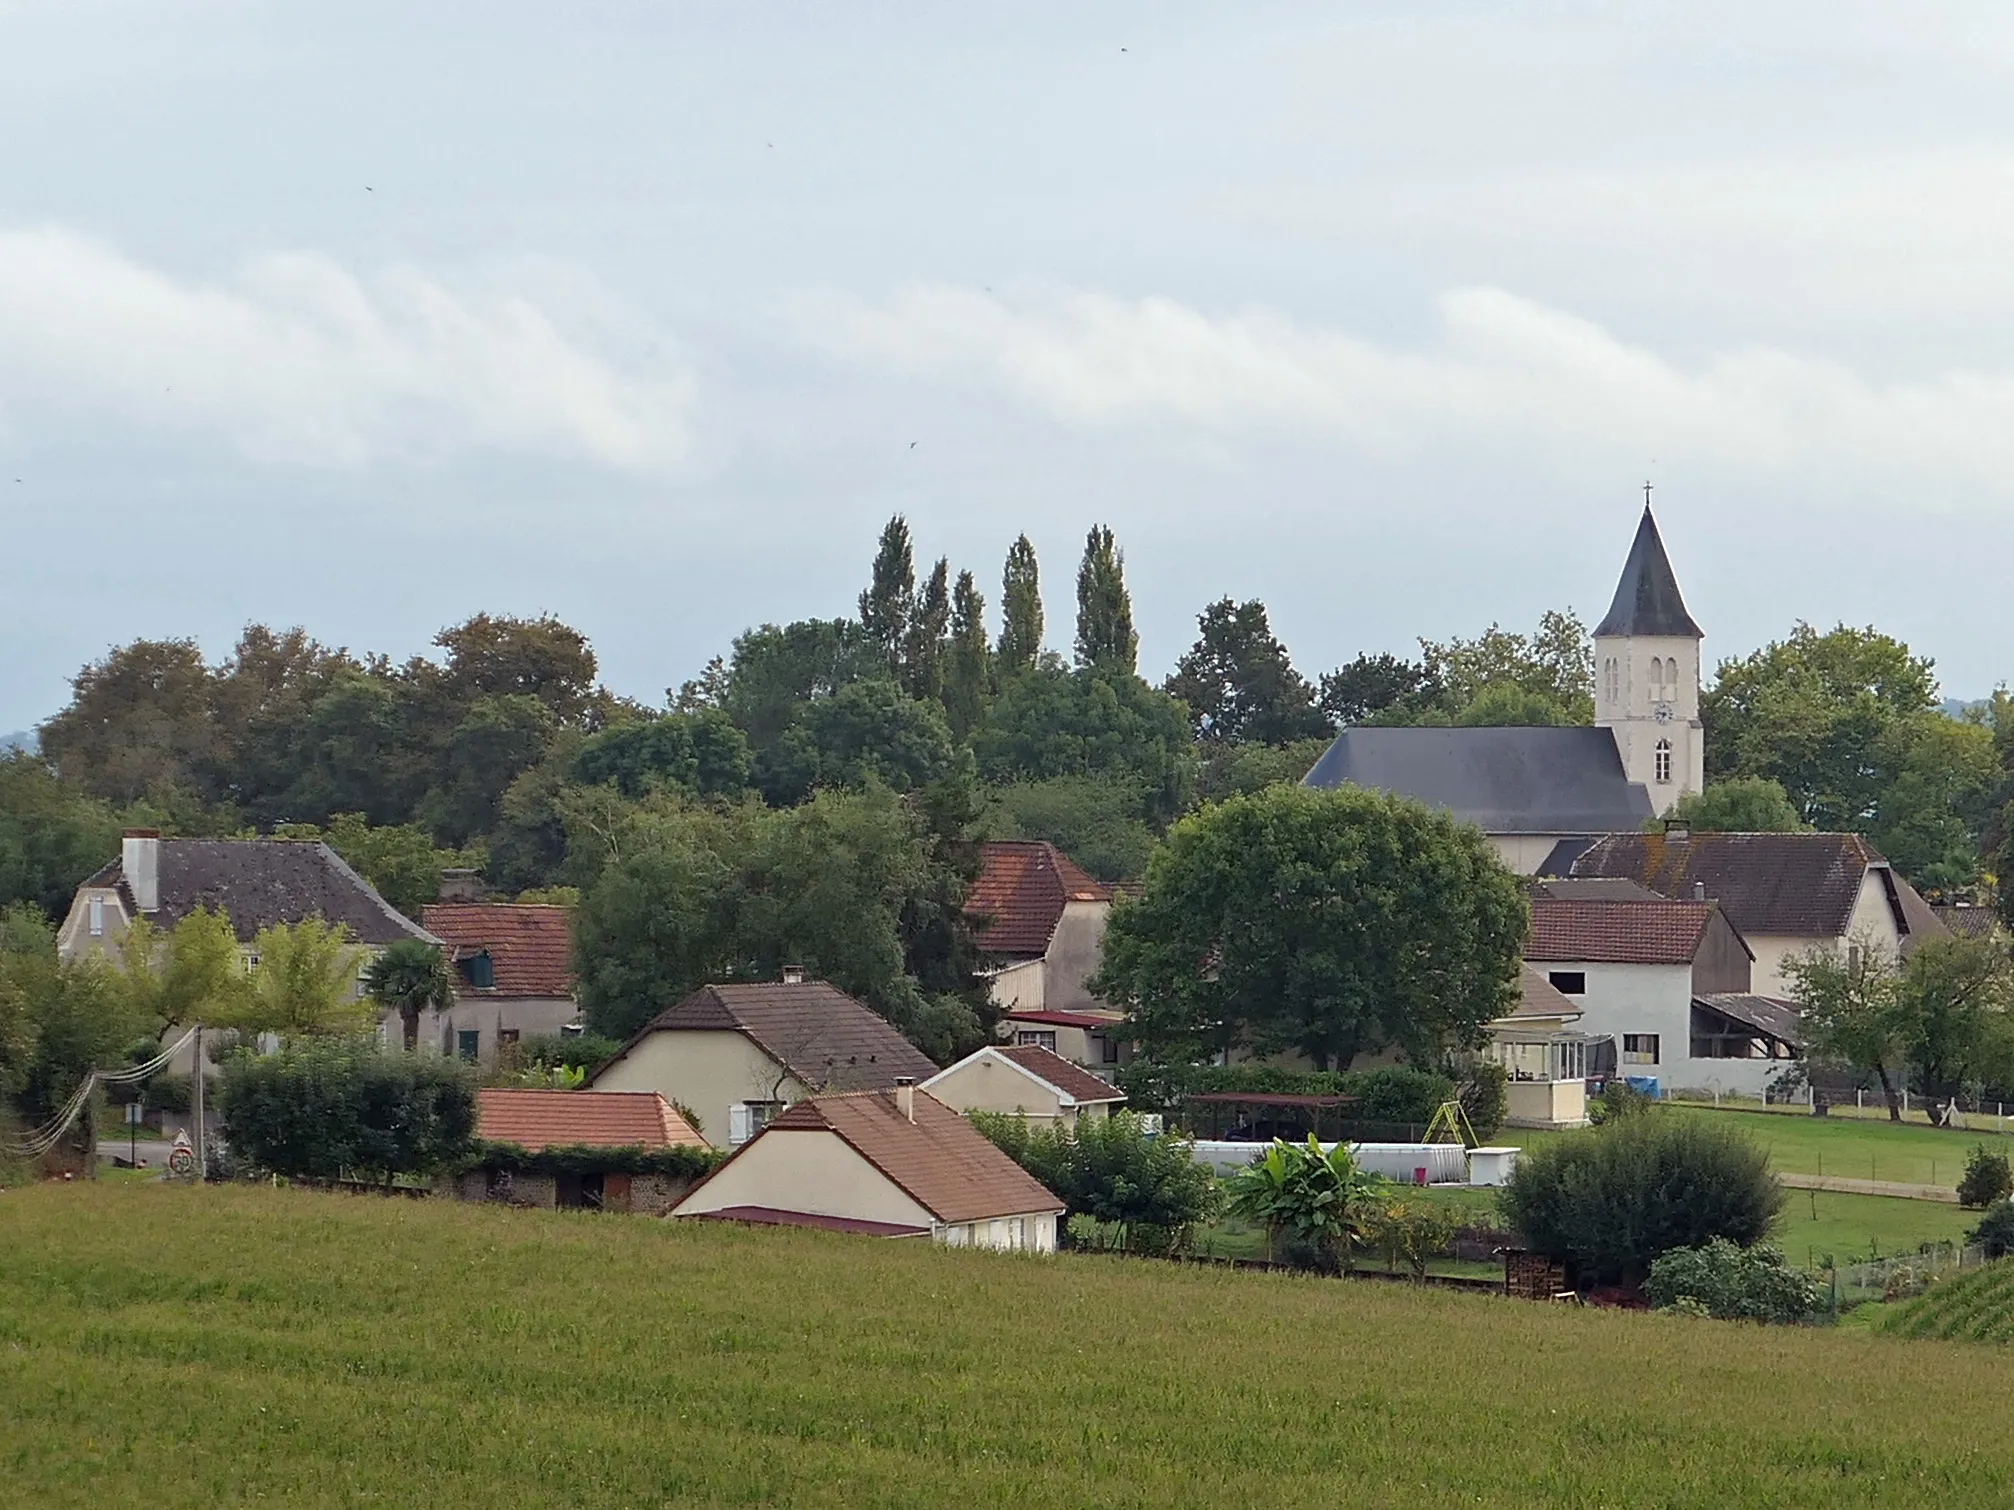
1943,698 -> 1990,721
0,729 -> 34,754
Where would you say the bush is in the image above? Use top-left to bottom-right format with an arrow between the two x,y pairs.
970,1111 -> 1218,1253
1959,1146 -> 2013,1209
517,1034 -> 625,1074
221,1039 -> 477,1183
1225,1136 -> 1386,1270
1364,1198 -> 1463,1281
1969,1200 -> 2014,1259
470,1142 -> 721,1180
1500,1112 -> 1783,1286
1114,1061 -> 1455,1127
1646,1239 -> 1825,1324
1586,1081 -> 1654,1126
1455,1059 -> 1508,1141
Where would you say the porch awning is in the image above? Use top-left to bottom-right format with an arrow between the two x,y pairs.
1693,993 -> 1802,1050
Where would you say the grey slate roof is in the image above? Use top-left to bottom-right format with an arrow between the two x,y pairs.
85,839 -> 436,946
1594,507 -> 1702,639
1301,726 -> 1654,834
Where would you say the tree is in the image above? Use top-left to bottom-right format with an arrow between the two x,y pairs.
985,774 -> 1156,883
1093,785 -> 1527,1070
997,534 -> 1044,678
1896,934 -> 2014,1105
972,1111 -> 1219,1254
1226,1136 -> 1385,1269
1869,714 -> 1999,896
903,557 -> 951,701
0,752 -> 122,922
271,813 -> 481,919
364,938 -> 458,1052
1785,943 -> 1913,1119
115,907 -> 254,1030
859,515 -> 916,672
1451,682 -> 1573,727
1073,524 -> 1137,674
757,681 -> 962,806
1670,777 -> 1803,833
572,711 -> 753,802
420,695 -> 560,846
1163,598 -> 1328,745
718,619 -> 877,754
433,613 -> 601,727
1418,610 -> 1593,722
943,570 -> 992,740
1318,653 -> 1440,726
39,638 -> 218,804
1500,1113 -> 1783,1286
1,908 -> 145,1129
234,918 -> 371,1038
220,1039 -> 476,1184
1195,738 -> 1335,804
974,665 -> 1197,827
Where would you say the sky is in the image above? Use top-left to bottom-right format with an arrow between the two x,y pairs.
3,1 -> 2013,734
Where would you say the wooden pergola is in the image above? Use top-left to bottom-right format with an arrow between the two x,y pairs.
1179,1091 -> 1360,1143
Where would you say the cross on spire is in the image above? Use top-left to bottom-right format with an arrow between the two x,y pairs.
1644,480 -> 1653,508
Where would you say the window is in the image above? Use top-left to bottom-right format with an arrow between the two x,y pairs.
456,1029 -> 480,1061
1602,657 -> 1619,705
1016,1030 -> 1058,1052
1099,1035 -> 1120,1065
1623,1033 -> 1660,1065
1007,1216 -> 1026,1250
88,895 -> 105,937
1547,970 -> 1586,995
497,1029 -> 520,1051
1654,739 -> 1672,784
243,952 -> 261,974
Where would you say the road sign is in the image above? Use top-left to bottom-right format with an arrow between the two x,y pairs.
124,1101 -> 143,1126
167,1128 -> 196,1179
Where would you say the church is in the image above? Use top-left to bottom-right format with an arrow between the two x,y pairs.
1302,507 -> 1705,874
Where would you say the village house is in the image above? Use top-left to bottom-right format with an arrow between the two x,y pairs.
451,1086 -> 710,1214
1549,828 -> 1947,997
922,1043 -> 1128,1130
1483,968 -> 1595,1130
1302,508 -> 1702,870
669,1080 -> 1067,1251
416,877 -> 580,1064
585,974 -> 938,1149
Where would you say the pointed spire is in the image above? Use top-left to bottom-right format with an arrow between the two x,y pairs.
1594,506 -> 1702,639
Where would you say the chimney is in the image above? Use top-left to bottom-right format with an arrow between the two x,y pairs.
894,1076 -> 915,1122
122,829 -> 160,913
781,964 -> 806,985
1693,881 -> 1707,902
1663,819 -> 1691,842
437,868 -> 484,904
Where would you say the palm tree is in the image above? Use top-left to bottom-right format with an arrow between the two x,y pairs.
363,939 -> 457,1052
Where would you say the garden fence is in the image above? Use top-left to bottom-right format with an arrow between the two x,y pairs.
1829,1242 -> 1987,1308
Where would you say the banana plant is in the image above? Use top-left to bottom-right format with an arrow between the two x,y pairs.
1225,1135 -> 1387,1269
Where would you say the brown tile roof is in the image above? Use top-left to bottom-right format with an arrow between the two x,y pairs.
763,1089 -> 1064,1223
1568,831 -> 1949,942
966,840 -> 1112,958
590,980 -> 938,1092
1506,967 -> 1583,1021
422,903 -> 574,997
474,1088 -> 705,1152
84,839 -> 435,946
1934,905 -> 2000,940
988,1045 -> 1128,1105
1526,897 -> 1716,965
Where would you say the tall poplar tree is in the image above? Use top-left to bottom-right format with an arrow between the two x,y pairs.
998,534 -> 1044,678
1073,524 -> 1137,674
904,557 -> 951,701
858,515 -> 915,674
944,570 -> 992,739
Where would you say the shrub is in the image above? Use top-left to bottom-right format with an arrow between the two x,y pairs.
1500,1112 -> 1783,1286
1969,1200 -> 2014,1259
1345,1067 -> 1457,1126
1586,1081 -> 1654,1126
1114,1061 -> 1454,1128
972,1111 -> 1218,1253
1959,1146 -> 2013,1209
1364,1198 -> 1463,1282
1225,1136 -> 1387,1270
517,1034 -> 625,1074
1646,1240 -> 1824,1324
221,1038 -> 477,1184
470,1142 -> 721,1180
1455,1059 -> 1508,1141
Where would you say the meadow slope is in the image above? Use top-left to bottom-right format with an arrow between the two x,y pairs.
3,1183 -> 2013,1509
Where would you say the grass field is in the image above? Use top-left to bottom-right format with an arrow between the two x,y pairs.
1883,1260 -> 2014,1343
10,1185 -> 2014,1507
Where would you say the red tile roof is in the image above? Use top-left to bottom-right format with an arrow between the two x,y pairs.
989,1045 -> 1128,1105
474,1088 -> 705,1152
966,841 -> 1111,958
1526,898 -> 1716,966
421,904 -> 574,997
685,1205 -> 930,1238
764,1090 -> 1064,1223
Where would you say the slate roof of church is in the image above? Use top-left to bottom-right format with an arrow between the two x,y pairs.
1594,507 -> 1703,639
1301,726 -> 1654,834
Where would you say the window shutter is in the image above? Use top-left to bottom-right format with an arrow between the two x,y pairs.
729,1104 -> 752,1147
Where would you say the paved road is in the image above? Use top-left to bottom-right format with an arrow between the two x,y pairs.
96,1138 -> 177,1168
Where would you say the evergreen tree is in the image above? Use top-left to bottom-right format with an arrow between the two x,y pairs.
904,557 -> 951,701
998,534 -> 1044,678
1073,524 -> 1137,674
944,570 -> 992,740
1164,597 -> 1327,745
858,515 -> 915,673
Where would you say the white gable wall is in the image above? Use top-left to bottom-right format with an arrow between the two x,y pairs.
592,1028 -> 806,1150
675,1128 -> 936,1228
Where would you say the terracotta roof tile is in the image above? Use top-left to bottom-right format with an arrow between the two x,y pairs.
474,1088 -> 705,1152
966,840 -> 1111,958
422,904 -> 574,997
767,1090 -> 1064,1223
989,1045 -> 1128,1104
1526,897 -> 1715,965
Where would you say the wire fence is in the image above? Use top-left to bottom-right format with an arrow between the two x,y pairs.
1828,1242 -> 1987,1308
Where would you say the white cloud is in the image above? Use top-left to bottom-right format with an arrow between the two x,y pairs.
801,283 -> 2014,504
0,227 -> 695,472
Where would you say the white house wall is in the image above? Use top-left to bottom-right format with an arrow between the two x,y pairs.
592,1028 -> 806,1150
1544,958 -> 1777,1098
1744,871 -> 1909,997
676,1128 -> 938,1229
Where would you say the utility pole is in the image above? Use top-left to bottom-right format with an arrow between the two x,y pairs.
191,1023 -> 205,1180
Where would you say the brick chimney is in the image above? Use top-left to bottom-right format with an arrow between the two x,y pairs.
122,829 -> 160,913
894,1076 -> 915,1122
437,868 -> 484,904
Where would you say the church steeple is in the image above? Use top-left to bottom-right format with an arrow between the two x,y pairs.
1594,506 -> 1702,640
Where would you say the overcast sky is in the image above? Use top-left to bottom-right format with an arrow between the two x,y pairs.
3,1 -> 2012,733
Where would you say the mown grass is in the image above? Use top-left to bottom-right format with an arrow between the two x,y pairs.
8,1186 -> 2014,1506
1881,1260 -> 2014,1343
1598,1105 -> 2001,1190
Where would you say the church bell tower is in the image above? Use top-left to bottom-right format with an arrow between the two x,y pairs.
1593,501 -> 1703,815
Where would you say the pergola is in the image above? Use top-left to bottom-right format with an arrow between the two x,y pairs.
1179,1091 -> 1360,1143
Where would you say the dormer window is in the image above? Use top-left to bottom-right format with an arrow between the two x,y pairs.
1654,739 -> 1673,784
89,895 -> 104,937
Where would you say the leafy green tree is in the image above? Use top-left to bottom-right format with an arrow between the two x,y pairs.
997,534 -> 1044,678
1163,598 -> 1328,745
220,1038 -> 476,1183
943,570 -> 992,741
1093,785 -> 1526,1070
1318,652 -> 1440,726
1670,777 -> 1803,833
1451,682 -> 1573,727
758,681 -> 962,805
1419,610 -> 1593,721
572,710 -> 753,802
268,667 -> 432,828
115,906 -> 254,1029
1073,524 -> 1137,674
974,664 -> 1197,827
985,774 -> 1156,883
0,753 -> 123,921
971,1111 -> 1219,1254
433,612 -> 602,728
38,638 -> 218,804
1897,933 -> 2014,1105
364,938 -> 458,1052
859,514 -> 916,673
904,557 -> 951,701
1869,714 -> 2000,895
239,918 -> 371,1038
1786,943 -> 1914,1120
717,619 -> 878,753
1226,1136 -> 1386,1269
1195,738 -> 1335,803
419,694 -> 559,846
1,909 -> 145,1127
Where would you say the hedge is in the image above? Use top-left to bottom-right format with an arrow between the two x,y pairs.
467,1141 -> 722,1180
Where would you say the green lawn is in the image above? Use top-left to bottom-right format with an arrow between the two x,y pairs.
11,1184 -> 2014,1506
